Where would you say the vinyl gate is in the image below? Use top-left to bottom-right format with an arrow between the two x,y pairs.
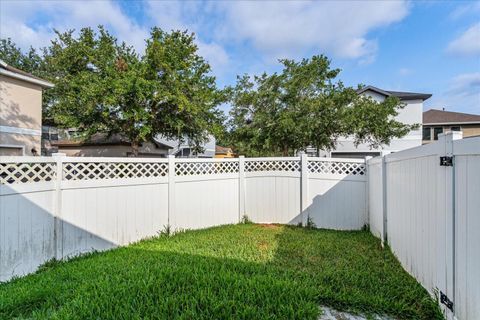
368,132 -> 480,320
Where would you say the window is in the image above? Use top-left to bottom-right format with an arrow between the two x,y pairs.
41,126 -> 50,140
451,126 -> 461,132
433,127 -> 443,140
422,127 -> 431,141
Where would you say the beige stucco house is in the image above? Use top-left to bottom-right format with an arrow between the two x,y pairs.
422,109 -> 480,144
50,133 -> 173,157
0,60 -> 53,156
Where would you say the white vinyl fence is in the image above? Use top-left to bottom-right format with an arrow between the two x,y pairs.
367,132 -> 480,320
0,154 -> 367,282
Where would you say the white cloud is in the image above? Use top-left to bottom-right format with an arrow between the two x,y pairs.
214,0 -> 409,62
449,2 -> 480,20
0,0 -> 149,53
146,0 -> 410,64
197,42 -> 229,73
146,1 -> 230,75
448,72 -> 480,96
427,73 -> 480,114
398,68 -> 413,76
0,0 -> 409,75
447,23 -> 480,57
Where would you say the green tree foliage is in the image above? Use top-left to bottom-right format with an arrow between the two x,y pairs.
0,38 -> 44,73
44,27 -> 225,156
1,28 -> 225,156
228,55 -> 417,156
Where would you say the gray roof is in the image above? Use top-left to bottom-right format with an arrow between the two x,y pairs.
423,109 -> 480,125
357,85 -> 432,101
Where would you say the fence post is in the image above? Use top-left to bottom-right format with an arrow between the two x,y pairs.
441,131 -> 462,317
52,152 -> 65,260
381,155 -> 388,246
300,152 -> 309,226
238,156 -> 246,222
168,155 -> 175,229
365,156 -> 372,228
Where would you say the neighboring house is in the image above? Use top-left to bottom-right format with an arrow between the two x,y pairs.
312,85 -> 431,158
215,146 -> 235,158
155,135 -> 216,158
50,133 -> 172,157
46,132 -> 216,158
0,60 -> 53,156
422,109 -> 480,144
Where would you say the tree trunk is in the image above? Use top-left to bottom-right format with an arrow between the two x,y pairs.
131,141 -> 139,157
283,144 -> 289,156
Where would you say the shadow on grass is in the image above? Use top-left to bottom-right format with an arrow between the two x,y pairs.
0,224 -> 442,320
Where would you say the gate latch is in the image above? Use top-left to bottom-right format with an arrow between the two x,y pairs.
440,156 -> 453,167
440,291 -> 454,311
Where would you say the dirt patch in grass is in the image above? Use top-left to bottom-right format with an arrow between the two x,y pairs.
258,223 -> 281,229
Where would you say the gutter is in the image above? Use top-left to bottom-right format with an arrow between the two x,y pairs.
424,121 -> 480,126
0,68 -> 54,88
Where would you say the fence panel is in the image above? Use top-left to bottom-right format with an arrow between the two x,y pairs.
377,133 -> 480,320
245,158 -> 301,224
307,158 -> 367,230
385,153 -> 446,298
0,158 -> 57,281
454,138 -> 480,320
173,158 -> 240,230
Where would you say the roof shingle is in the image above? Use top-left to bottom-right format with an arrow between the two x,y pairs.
423,109 -> 480,124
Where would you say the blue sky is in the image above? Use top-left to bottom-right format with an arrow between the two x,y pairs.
1,0 -> 479,114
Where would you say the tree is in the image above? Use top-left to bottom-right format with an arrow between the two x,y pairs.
35,27 -> 224,156
0,38 -> 44,73
228,55 -> 417,156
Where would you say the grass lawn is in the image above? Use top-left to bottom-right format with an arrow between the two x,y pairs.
0,224 -> 442,319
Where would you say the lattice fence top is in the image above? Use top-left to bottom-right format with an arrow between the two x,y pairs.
308,160 -> 365,175
0,162 -> 56,184
176,161 -> 239,176
245,160 -> 300,172
63,162 -> 168,180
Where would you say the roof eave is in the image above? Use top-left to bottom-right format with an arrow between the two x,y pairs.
0,68 -> 54,88
356,86 -> 392,97
423,121 -> 480,126
398,94 -> 432,101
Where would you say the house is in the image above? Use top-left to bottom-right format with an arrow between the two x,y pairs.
47,132 -> 216,158
49,133 -> 173,157
0,60 -> 53,156
422,109 -> 480,144
215,146 -> 235,158
313,85 -> 431,158
155,135 -> 216,158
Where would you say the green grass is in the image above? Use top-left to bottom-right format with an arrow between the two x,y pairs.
0,224 -> 442,319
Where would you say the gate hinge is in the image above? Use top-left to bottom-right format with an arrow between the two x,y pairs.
440,291 -> 454,311
440,156 -> 453,167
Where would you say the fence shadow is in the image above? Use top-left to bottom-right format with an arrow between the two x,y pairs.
286,173 -> 367,230
0,224 -> 440,319
0,184 -> 116,282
